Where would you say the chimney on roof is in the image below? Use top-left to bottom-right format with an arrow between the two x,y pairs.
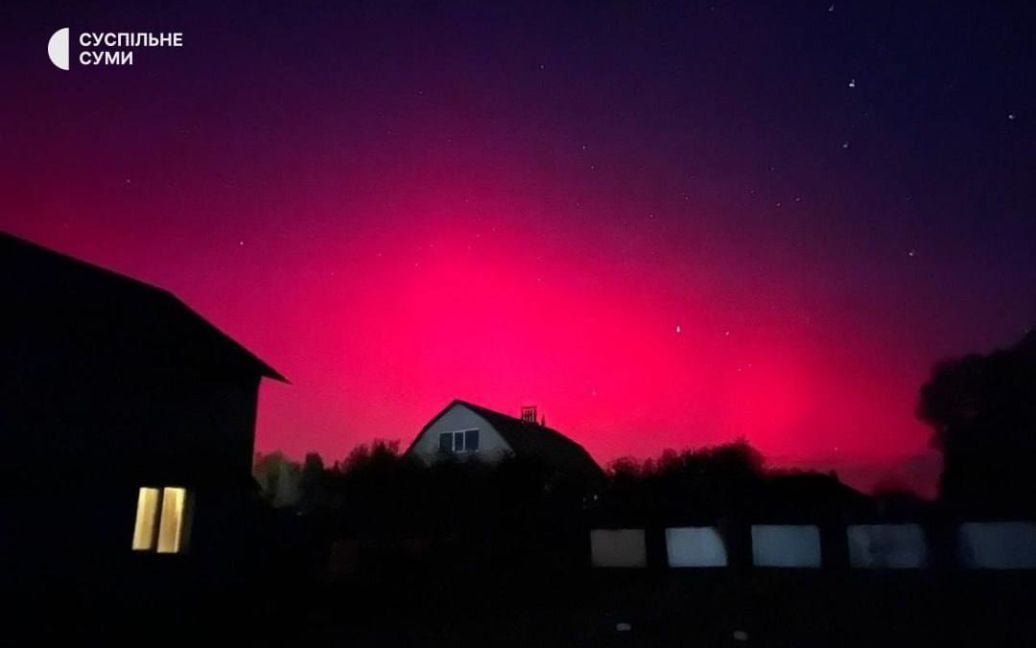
520,405 -> 538,424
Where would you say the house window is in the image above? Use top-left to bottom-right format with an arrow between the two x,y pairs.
437,429 -> 480,454
157,487 -> 188,553
132,486 -> 190,554
132,487 -> 160,550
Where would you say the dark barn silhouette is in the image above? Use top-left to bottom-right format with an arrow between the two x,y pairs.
1,232 -> 285,593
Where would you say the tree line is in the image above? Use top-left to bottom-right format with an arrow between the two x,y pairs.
252,328 -> 1036,572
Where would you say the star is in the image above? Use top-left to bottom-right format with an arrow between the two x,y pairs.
1008,112 -> 1016,121
848,78 -> 856,89
675,323 -> 682,334
908,249 -> 917,258
842,141 -> 851,150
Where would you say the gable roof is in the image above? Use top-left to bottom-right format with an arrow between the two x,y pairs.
410,399 -> 603,480
2,232 -> 286,382
757,470 -> 873,519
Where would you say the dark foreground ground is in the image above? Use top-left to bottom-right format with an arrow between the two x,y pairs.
306,568 -> 1036,647
15,564 -> 1036,647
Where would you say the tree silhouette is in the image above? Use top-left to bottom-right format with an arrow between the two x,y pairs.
602,440 -> 753,523
918,329 -> 1036,516
597,440 -> 871,525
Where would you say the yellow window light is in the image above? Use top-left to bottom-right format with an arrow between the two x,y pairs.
131,487 -> 160,551
156,487 -> 188,554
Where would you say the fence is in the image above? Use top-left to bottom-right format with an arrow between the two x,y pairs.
590,521 -> 1036,570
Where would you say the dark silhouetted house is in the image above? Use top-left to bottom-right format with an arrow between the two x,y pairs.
1,233 -> 285,586
405,400 -> 603,483
749,471 -> 873,568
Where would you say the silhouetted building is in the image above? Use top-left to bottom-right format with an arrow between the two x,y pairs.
1,233 -> 285,586
406,400 -> 603,482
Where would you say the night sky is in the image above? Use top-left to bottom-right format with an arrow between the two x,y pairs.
4,1 -> 1035,494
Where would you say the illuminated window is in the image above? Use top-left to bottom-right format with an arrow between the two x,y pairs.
157,487 -> 187,553
132,487 -> 160,551
132,486 -> 190,554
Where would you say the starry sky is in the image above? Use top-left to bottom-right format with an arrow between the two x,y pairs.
3,1 -> 1035,495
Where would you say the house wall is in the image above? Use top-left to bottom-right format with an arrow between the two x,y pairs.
5,244 -> 263,488
3,240 -> 267,583
4,357 -> 263,571
408,405 -> 513,464
9,357 -> 260,487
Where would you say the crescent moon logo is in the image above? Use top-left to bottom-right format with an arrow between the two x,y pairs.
48,28 -> 70,70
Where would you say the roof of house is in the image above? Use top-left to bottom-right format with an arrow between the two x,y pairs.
2,231 -> 286,382
410,399 -> 603,480
754,470 -> 874,521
